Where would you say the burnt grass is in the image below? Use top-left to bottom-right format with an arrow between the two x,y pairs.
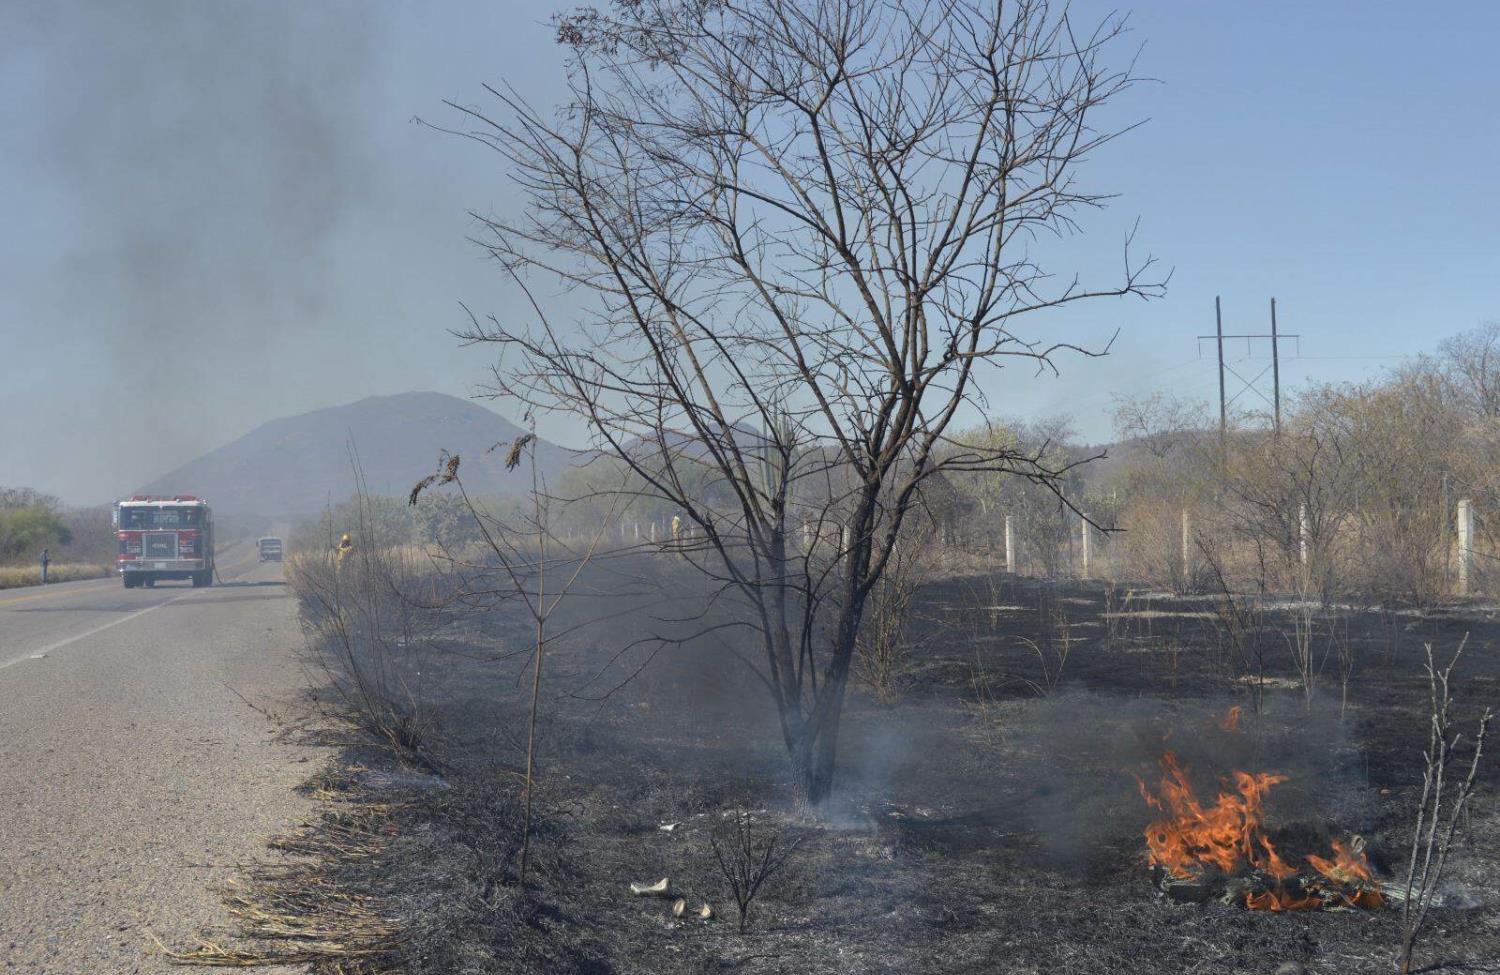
302,560 -> 1500,975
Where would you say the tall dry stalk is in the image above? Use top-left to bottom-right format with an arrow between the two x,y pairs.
411,435 -> 619,887
1331,614 -> 1355,718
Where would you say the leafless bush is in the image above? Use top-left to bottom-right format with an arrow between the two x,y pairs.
1110,499 -> 1191,590
1397,639 -> 1493,974
289,538 -> 448,761
709,810 -> 804,934
1284,600 -> 1331,711
1200,541 -> 1271,702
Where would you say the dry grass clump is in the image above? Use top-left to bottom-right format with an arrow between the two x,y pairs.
158,773 -> 404,973
0,563 -> 110,589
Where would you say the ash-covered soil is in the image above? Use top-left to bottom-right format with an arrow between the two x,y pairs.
292,561 -> 1500,974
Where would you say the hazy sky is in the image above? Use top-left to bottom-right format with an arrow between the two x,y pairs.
2,0 -> 1497,505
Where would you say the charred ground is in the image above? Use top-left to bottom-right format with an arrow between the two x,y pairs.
214,558 -> 1500,974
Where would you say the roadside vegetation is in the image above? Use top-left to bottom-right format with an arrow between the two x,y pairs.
0,486 -> 114,588
0,564 -> 110,590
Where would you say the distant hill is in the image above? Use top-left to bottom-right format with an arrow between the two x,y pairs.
137,392 -> 576,522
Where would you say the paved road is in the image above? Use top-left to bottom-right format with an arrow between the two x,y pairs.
0,544 -> 322,973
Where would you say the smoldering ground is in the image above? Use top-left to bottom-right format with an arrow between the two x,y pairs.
226,557 -> 1500,973
1,1 -> 384,496
997,691 -> 1379,872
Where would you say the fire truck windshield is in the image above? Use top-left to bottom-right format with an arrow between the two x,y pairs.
120,507 -> 202,530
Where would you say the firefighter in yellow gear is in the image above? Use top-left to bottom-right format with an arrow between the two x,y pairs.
336,532 -> 354,562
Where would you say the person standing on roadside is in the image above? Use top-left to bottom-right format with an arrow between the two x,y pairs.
39,547 -> 50,584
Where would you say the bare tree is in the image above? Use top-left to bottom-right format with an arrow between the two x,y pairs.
1430,321 -> 1500,420
1103,394 -> 1214,589
1219,388 -> 1360,600
438,0 -> 1161,802
1111,392 -> 1209,461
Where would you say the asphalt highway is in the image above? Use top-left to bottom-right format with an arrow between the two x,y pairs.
0,543 -> 322,973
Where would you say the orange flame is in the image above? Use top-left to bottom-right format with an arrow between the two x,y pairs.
1137,753 -> 1384,912
1218,706 -> 1242,732
1306,838 -> 1373,886
1307,839 -> 1385,908
1258,835 -> 1297,882
1245,889 -> 1323,911
1137,752 -> 1286,878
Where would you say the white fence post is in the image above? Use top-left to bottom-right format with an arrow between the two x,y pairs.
1298,503 -> 1309,570
1181,509 -> 1192,583
1080,512 -> 1091,579
1456,498 -> 1474,596
1004,514 -> 1016,574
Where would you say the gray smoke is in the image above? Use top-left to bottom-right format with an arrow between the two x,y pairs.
2,1 -> 383,496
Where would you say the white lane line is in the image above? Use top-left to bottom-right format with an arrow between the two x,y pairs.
0,591 -> 197,672
0,552 -> 267,673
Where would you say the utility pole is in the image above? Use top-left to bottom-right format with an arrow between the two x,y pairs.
1270,298 -> 1282,435
1216,296 -> 1227,449
1199,297 -> 1299,440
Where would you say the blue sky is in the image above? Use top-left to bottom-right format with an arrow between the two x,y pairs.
1,0 -> 1496,503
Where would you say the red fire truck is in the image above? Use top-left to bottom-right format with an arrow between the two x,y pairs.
113,495 -> 215,589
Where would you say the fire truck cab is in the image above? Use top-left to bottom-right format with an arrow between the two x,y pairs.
113,495 -> 215,588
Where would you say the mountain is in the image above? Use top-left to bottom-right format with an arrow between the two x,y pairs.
136,392 -> 576,522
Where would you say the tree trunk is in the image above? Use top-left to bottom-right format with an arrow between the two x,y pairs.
793,562 -> 868,804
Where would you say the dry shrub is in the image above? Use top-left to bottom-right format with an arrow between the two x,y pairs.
288,544 -> 450,761
1109,498 -> 1186,590
709,809 -> 804,934
1029,589 -> 1074,695
1398,640 -> 1493,973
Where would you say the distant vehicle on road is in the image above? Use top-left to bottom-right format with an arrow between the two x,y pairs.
258,537 -> 283,562
114,495 -> 215,588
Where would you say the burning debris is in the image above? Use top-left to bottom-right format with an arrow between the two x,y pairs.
1136,750 -> 1384,911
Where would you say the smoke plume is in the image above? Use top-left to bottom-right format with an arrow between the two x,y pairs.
0,1 -> 383,499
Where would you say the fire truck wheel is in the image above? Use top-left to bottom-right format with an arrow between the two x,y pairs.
122,575 -> 137,589
143,578 -> 156,588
